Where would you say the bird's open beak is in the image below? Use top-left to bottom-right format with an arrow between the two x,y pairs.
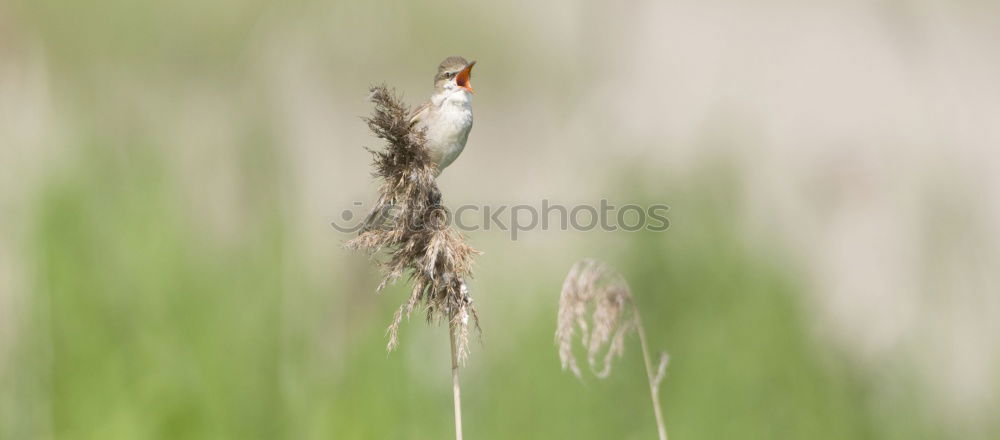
456,61 -> 475,93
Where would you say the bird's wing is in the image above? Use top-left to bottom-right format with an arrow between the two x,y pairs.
408,101 -> 431,128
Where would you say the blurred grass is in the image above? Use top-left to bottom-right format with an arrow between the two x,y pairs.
22,142 -> 288,439
10,150 -> 942,439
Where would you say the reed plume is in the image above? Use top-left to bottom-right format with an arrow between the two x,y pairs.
556,259 -> 670,440
347,85 -> 479,439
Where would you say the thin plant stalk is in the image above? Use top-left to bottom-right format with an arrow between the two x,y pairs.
449,322 -> 463,440
635,313 -> 667,440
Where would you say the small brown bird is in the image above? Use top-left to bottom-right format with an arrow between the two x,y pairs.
409,56 -> 476,174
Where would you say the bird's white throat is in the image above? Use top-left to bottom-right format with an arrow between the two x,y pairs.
432,88 -> 473,107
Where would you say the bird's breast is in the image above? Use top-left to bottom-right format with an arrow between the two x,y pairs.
423,103 -> 473,170
428,105 -> 472,142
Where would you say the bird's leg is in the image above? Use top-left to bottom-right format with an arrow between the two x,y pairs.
429,185 -> 443,207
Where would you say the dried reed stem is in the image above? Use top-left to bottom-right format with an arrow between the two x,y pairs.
348,85 -> 479,440
636,314 -> 668,440
557,259 -> 669,439
449,320 -> 464,440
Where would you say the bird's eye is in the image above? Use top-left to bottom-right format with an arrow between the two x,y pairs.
446,72 -> 456,78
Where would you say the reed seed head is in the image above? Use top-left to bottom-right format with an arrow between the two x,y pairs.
348,85 -> 480,362
556,259 -> 638,379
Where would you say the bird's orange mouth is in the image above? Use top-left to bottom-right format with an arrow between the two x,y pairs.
456,61 -> 475,93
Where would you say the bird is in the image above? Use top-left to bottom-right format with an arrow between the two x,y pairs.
409,56 -> 476,175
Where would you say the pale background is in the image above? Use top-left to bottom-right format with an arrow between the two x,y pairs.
1,1 -> 998,438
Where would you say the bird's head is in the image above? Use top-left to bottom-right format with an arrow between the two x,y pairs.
434,56 -> 475,95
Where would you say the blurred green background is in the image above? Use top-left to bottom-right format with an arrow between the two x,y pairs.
2,1 -> 999,439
